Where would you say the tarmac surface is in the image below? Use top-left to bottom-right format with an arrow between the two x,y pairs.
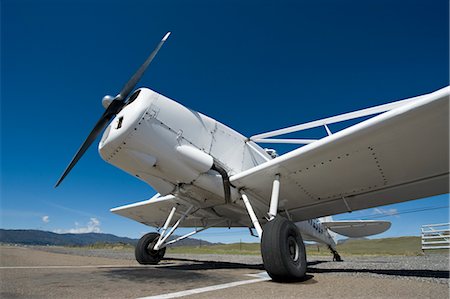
0,245 -> 448,299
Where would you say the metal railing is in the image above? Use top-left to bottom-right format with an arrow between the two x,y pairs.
421,223 -> 450,250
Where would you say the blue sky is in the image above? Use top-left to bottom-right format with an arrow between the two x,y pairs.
1,0 -> 448,243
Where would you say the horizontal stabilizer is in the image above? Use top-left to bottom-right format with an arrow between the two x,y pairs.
321,220 -> 391,238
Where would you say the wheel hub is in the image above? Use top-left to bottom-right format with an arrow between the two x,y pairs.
146,240 -> 160,256
287,236 -> 299,262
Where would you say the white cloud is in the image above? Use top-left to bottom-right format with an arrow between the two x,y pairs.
43,201 -> 97,218
54,218 -> 101,234
42,215 -> 50,223
373,207 -> 399,217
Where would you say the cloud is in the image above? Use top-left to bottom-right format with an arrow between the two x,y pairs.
54,218 -> 101,234
373,207 -> 399,217
43,201 -> 97,218
42,216 -> 50,223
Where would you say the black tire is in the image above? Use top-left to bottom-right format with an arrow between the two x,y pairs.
135,232 -> 166,265
261,216 -> 307,282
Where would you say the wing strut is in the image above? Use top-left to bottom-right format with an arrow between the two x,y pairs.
154,205 -> 194,250
268,174 -> 281,220
240,192 -> 263,239
240,173 -> 283,239
250,95 -> 420,141
152,204 -> 226,250
249,91 -> 434,145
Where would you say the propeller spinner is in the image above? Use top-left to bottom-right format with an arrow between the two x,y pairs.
55,32 -> 171,188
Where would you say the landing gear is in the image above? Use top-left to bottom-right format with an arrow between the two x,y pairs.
135,232 -> 166,265
261,217 -> 307,281
240,174 -> 308,282
328,245 -> 343,262
135,204 -> 227,265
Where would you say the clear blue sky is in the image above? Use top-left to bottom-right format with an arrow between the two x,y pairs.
1,0 -> 448,243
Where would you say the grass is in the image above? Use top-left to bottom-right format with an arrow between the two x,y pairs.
76,236 -> 448,256
167,243 -> 260,255
167,237 -> 429,256
307,236 -> 424,256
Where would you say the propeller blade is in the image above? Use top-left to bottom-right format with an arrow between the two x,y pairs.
55,32 -> 171,188
54,110 -> 114,188
117,32 -> 171,101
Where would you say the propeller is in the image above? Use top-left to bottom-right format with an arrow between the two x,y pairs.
55,32 -> 171,188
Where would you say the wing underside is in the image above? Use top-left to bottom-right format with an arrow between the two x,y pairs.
231,87 -> 449,222
110,194 -> 237,228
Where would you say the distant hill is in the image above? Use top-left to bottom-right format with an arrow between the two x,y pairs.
0,229 -> 214,247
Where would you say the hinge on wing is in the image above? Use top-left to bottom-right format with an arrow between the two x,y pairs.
342,196 -> 352,213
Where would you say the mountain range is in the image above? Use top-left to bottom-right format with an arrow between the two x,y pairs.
0,229 -> 214,247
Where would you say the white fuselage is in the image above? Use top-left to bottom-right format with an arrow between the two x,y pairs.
99,87 -> 337,248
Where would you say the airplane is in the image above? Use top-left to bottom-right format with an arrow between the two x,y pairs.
55,32 -> 449,281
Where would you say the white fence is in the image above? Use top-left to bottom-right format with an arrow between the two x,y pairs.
421,223 -> 450,250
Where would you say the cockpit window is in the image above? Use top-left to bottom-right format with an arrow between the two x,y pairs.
126,89 -> 141,106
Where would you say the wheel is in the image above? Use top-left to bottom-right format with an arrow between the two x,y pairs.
261,216 -> 307,281
135,232 -> 166,265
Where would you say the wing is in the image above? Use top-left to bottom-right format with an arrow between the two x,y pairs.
231,87 -> 449,221
110,193 -> 234,227
321,220 -> 391,238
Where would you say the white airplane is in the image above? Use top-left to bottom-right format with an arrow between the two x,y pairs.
56,32 -> 449,281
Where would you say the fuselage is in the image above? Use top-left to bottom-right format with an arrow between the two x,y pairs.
99,87 -> 337,247
99,88 -> 270,195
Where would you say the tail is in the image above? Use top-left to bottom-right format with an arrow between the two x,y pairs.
321,219 -> 391,238
319,216 -> 338,244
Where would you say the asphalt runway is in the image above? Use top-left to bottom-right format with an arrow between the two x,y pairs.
0,246 -> 448,299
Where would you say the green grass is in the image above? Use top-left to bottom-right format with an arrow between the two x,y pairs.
306,236 -> 424,256
167,243 -> 260,255
167,237 -> 430,256
76,236 -> 447,256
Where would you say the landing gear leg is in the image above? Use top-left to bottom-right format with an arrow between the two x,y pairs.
328,245 -> 343,262
241,174 -> 308,282
135,204 -> 226,266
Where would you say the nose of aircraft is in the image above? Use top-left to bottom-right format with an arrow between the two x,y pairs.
98,89 -> 153,160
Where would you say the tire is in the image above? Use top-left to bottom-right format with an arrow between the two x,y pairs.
135,232 -> 166,265
261,216 -> 307,281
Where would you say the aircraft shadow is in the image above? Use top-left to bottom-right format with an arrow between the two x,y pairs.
163,257 -> 450,279
160,258 -> 264,271
165,258 -> 449,279
161,257 -> 326,271
101,257 -> 448,282
100,258 -> 321,282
